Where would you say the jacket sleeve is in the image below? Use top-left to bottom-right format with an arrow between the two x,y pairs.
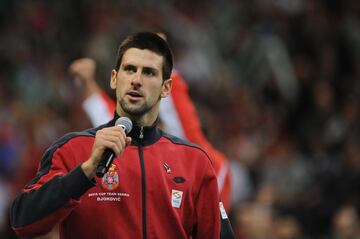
193,152 -> 235,239
10,139 -> 95,238
193,159 -> 221,238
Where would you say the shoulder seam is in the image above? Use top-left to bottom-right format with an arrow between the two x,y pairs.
161,132 -> 213,164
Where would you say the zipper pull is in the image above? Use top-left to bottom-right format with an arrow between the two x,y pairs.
139,126 -> 144,139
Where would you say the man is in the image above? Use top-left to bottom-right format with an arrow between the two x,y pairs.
69,57 -> 232,211
10,32 -> 234,238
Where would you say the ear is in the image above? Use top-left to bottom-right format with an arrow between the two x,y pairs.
110,70 -> 118,89
161,78 -> 172,98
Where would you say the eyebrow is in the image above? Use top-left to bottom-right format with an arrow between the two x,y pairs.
122,63 -> 159,75
122,64 -> 136,69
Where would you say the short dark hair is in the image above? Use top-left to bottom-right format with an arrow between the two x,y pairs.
115,32 -> 173,80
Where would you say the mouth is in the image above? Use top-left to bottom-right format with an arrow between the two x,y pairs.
126,90 -> 143,101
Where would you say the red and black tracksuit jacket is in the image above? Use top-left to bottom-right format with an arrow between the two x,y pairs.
10,115 -> 235,238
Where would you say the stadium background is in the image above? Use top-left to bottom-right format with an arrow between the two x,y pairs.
0,0 -> 359,238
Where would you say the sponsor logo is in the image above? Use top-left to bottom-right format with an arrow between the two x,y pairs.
171,189 -> 183,208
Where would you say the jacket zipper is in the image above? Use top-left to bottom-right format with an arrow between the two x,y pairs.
138,127 -> 147,239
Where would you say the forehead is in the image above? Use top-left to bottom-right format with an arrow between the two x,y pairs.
121,48 -> 163,70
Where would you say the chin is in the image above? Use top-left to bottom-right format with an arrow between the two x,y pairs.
124,107 -> 148,117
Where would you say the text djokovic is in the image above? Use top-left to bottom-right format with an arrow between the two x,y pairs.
88,192 -> 130,202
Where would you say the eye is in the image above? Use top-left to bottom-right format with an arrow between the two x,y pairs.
143,67 -> 157,77
123,65 -> 137,73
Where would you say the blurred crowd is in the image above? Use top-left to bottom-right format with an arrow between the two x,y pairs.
0,0 -> 360,238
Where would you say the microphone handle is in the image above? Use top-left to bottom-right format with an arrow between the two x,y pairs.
96,148 -> 115,178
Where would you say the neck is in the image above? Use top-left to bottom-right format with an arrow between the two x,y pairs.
129,114 -> 157,127
116,108 -> 159,127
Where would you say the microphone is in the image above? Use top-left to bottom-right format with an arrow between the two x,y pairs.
96,117 -> 133,178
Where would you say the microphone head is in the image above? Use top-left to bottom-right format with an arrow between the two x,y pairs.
115,117 -> 133,134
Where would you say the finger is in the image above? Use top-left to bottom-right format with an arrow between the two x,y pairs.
100,140 -> 121,156
98,127 -> 126,138
99,131 -> 126,146
97,134 -> 126,153
100,133 -> 126,150
111,135 -> 127,155
91,139 -> 120,162
125,137 -> 132,146
95,127 -> 128,154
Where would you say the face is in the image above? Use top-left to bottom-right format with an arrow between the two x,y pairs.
110,48 -> 172,125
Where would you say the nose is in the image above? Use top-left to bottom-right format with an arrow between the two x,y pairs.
131,70 -> 143,87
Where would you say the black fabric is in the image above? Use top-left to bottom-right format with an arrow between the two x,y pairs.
173,176 -> 186,184
138,144 -> 147,239
129,124 -> 162,146
62,165 -> 95,200
220,214 -> 236,239
10,166 -> 95,228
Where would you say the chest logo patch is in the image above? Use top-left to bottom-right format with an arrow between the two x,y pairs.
101,164 -> 119,190
173,176 -> 186,184
171,189 -> 183,208
163,162 -> 171,173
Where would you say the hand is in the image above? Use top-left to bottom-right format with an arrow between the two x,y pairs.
68,58 -> 100,98
81,126 -> 132,178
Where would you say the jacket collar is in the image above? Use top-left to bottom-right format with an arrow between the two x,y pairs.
106,112 -> 162,146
